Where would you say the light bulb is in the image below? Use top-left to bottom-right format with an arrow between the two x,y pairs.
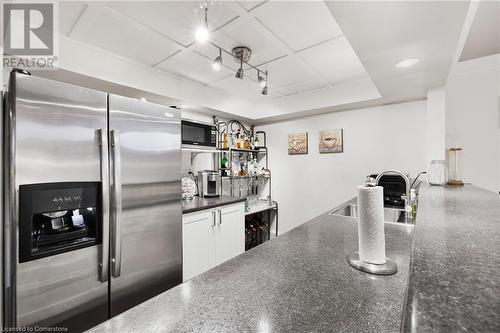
195,26 -> 209,43
258,75 -> 266,87
212,56 -> 222,71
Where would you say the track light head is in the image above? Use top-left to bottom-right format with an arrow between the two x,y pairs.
212,49 -> 222,71
195,7 -> 209,43
261,86 -> 268,95
235,68 -> 244,79
257,71 -> 266,88
212,56 -> 222,71
235,60 -> 244,79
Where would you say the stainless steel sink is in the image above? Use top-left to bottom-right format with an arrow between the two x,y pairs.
329,203 -> 408,223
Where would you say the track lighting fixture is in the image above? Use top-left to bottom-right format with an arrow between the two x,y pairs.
212,48 -> 222,71
261,72 -> 268,95
257,71 -> 266,87
195,7 -> 209,43
192,7 -> 270,95
235,60 -> 244,79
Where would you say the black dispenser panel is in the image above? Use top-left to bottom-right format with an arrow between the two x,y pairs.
19,182 -> 102,263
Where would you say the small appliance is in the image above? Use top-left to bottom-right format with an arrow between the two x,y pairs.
198,170 -> 220,197
181,120 -> 217,148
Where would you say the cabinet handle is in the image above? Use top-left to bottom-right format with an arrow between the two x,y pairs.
218,210 -> 222,225
212,211 -> 216,227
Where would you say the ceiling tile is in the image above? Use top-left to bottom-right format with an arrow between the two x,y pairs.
74,9 -> 181,66
275,79 -> 327,96
237,1 -> 266,12
107,1 -> 239,47
262,56 -> 318,88
209,75 -> 280,102
59,1 -> 87,36
252,1 -> 343,52
156,51 -> 233,85
298,37 -> 368,85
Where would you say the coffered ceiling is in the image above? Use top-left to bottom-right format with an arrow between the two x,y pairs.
55,1 -> 473,122
56,0 -> 379,118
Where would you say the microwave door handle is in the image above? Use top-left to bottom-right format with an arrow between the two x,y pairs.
97,128 -> 110,283
110,129 -> 123,278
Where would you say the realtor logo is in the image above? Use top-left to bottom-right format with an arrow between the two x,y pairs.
4,3 -> 54,55
3,2 -> 58,70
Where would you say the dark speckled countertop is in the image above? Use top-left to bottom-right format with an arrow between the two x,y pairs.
402,184 -> 500,332
88,208 -> 414,332
182,195 -> 246,214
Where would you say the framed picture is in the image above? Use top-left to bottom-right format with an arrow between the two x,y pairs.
288,132 -> 308,155
319,129 -> 343,153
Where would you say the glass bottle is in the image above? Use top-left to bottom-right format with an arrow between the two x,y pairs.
221,153 -> 228,177
236,131 -> 241,149
254,135 -> 260,148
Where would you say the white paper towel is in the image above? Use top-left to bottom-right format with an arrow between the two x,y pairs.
357,185 -> 386,264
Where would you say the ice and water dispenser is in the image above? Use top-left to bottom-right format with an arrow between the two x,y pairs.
18,182 -> 102,263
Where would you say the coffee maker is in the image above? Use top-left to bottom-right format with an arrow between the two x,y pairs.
198,170 -> 220,197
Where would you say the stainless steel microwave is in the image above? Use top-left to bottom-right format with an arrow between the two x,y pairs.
181,120 -> 217,147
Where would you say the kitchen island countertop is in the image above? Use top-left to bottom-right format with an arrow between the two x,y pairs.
402,184 -> 500,332
89,203 -> 414,332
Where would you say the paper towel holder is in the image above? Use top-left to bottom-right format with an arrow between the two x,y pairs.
347,252 -> 398,276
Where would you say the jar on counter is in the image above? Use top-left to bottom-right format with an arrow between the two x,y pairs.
428,160 -> 448,185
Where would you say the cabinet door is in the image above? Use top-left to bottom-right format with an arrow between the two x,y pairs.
182,210 -> 216,281
215,203 -> 245,266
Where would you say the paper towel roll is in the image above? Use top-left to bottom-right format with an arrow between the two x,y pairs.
357,185 -> 386,264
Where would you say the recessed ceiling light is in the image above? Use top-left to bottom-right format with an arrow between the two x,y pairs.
395,57 -> 419,68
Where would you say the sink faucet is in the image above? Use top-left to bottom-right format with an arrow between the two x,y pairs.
373,169 -> 412,217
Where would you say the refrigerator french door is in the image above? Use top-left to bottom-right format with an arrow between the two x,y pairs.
3,71 -> 182,331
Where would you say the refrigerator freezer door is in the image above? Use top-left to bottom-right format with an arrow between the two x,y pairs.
9,73 -> 110,331
108,95 -> 182,317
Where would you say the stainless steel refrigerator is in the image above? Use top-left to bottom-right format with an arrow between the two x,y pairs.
3,70 -> 182,331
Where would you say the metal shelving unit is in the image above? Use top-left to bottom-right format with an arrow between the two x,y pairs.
214,119 -> 278,238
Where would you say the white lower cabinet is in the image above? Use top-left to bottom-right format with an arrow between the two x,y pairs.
182,202 -> 244,282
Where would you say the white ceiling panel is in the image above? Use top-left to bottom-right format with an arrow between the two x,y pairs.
237,1 -> 266,12
107,1 -> 239,47
74,9 -> 181,66
252,1 -> 343,52
298,37 -> 368,85
209,75 -> 280,102
156,51 -> 233,85
58,1 -> 87,36
275,79 -> 327,96
262,56 -> 317,88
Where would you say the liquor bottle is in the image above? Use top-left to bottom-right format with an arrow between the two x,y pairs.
223,133 -> 229,148
236,131 -> 241,149
254,135 -> 260,148
221,153 -> 228,176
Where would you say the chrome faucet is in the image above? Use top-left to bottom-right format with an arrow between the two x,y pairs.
373,169 -> 412,217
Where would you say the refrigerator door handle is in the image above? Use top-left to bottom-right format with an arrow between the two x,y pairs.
97,128 -> 110,283
110,129 -> 123,278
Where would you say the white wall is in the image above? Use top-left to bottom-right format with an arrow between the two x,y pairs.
426,88 -> 447,165
256,100 -> 427,234
445,54 -> 500,193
